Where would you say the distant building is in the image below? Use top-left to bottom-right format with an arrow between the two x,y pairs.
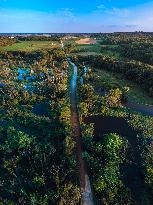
8,36 -> 15,39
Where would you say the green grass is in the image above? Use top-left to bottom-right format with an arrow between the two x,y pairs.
75,44 -> 101,54
94,69 -> 153,105
100,45 -> 120,58
0,41 -> 59,51
74,43 -> 122,59
63,39 -> 76,45
101,50 -> 121,58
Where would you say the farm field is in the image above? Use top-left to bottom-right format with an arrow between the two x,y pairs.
73,40 -> 122,58
76,37 -> 97,44
0,41 -> 59,51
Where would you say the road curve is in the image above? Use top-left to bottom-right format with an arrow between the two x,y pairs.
69,61 -> 94,205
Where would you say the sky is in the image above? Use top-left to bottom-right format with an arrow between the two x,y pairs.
0,0 -> 153,33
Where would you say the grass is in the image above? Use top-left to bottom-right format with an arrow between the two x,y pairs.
0,41 -> 59,51
94,69 -> 153,105
101,50 -> 121,58
74,43 -> 122,59
75,44 -> 101,54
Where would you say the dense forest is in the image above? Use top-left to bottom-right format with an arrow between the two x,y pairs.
0,48 -> 81,204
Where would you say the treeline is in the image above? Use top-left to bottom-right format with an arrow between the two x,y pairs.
119,42 -> 153,65
0,36 -> 16,46
17,36 -> 60,42
99,33 -> 153,45
75,55 -> 153,97
0,49 -> 66,65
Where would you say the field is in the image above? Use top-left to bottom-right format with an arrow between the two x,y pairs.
0,41 -> 58,51
74,44 -> 101,54
73,41 -> 121,58
76,37 -> 97,44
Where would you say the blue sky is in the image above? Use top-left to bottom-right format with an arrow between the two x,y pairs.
0,0 -> 153,32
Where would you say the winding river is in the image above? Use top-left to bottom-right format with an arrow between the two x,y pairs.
69,60 -> 153,205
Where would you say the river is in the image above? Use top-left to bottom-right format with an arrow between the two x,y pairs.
69,61 -> 94,205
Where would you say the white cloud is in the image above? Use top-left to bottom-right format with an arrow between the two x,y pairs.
55,8 -> 75,18
106,7 -> 130,17
97,4 -> 106,10
92,1 -> 153,32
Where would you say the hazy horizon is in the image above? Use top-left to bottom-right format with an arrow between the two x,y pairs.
0,0 -> 153,33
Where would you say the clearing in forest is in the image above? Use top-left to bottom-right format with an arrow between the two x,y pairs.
76,38 -> 97,45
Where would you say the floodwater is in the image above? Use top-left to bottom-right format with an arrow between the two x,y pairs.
18,68 -> 36,81
84,115 -> 137,140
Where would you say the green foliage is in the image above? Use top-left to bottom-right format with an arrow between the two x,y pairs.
79,84 -> 94,101
0,47 -> 79,204
103,133 -> 124,162
59,183 -> 81,205
119,42 -> 153,65
33,176 -> 45,187
103,88 -> 123,108
65,136 -> 76,155
145,167 -> 153,185
6,127 -> 33,150
29,194 -> 48,205
94,163 -> 123,199
83,133 -> 126,204
1,34 -> 153,204
77,33 -> 153,204
77,54 -> 153,96
64,43 -> 75,54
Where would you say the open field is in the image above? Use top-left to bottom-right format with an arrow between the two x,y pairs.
0,41 -> 59,51
76,38 -> 97,45
74,44 -> 101,55
74,42 -> 121,58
